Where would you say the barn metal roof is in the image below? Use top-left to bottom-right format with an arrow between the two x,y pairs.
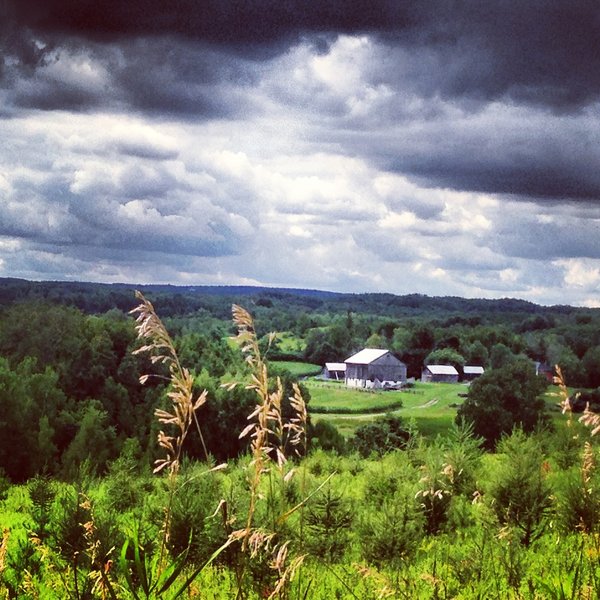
426,365 -> 459,375
325,362 -> 346,371
345,348 -> 390,364
464,366 -> 484,374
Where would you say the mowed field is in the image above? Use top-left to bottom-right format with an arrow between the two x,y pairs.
305,379 -> 467,438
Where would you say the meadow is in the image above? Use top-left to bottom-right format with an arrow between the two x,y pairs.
1,285 -> 600,598
2,394 -> 600,599
270,360 -> 322,378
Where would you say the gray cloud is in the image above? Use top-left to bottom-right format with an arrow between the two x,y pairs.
2,2 -> 600,305
5,2 -> 600,111
492,209 -> 600,260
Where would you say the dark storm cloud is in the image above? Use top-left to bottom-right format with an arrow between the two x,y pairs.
5,1 -> 600,110
393,135 -> 600,202
4,34 -> 260,117
5,1 -> 412,46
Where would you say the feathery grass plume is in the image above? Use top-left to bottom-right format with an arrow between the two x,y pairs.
228,304 -> 311,598
131,290 -> 216,576
553,365 -> 576,423
128,291 -> 236,593
555,363 -> 600,436
79,496 -> 116,600
130,290 -> 209,474
229,304 -> 285,544
580,407 -> 600,437
286,383 -> 308,458
582,441 -> 595,492
554,364 -> 600,534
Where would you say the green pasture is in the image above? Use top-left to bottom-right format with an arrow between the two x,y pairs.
269,360 -> 322,377
274,331 -> 305,354
307,380 -> 467,439
305,380 -> 405,413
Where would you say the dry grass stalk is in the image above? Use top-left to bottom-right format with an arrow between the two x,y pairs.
131,291 -> 223,575
582,441 -> 595,493
580,407 -> 600,437
553,365 -> 575,422
229,304 -> 287,546
80,496 -> 115,600
286,383 -> 308,458
554,364 -> 600,436
267,543 -> 306,600
228,304 -> 310,596
130,290 -> 209,474
355,564 -> 395,599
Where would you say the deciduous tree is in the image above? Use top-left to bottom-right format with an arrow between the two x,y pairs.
456,360 -> 548,448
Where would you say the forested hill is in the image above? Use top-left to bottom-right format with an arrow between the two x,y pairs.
1,276 -> 599,483
0,277 -> 583,320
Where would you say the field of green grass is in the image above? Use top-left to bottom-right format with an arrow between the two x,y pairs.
269,360 -> 322,377
307,380 -> 467,438
274,331 -> 305,354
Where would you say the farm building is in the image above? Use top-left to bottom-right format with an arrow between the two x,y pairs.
421,364 -> 460,383
344,348 -> 407,388
463,366 -> 485,381
535,362 -> 554,382
324,362 -> 346,380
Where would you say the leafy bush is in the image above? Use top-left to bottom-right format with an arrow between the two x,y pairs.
309,420 -> 346,453
359,486 -> 424,566
352,414 -> 411,457
456,361 -> 548,448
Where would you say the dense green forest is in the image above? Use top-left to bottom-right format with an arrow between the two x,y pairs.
1,279 -> 600,598
1,277 -> 600,479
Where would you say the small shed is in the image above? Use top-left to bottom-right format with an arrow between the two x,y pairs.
535,362 -> 554,382
463,366 -> 485,381
422,364 -> 459,383
324,362 -> 346,380
345,349 -> 407,388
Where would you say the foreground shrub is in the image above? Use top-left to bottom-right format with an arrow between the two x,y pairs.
309,420 -> 346,454
486,430 -> 552,546
554,442 -> 600,533
359,453 -> 424,566
352,414 -> 411,457
304,482 -> 353,562
359,486 -> 424,566
166,461 -> 228,564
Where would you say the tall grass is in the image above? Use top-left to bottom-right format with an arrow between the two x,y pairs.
4,303 -> 600,600
132,298 -> 313,598
224,304 -> 314,599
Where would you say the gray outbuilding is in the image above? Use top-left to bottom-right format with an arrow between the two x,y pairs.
421,364 -> 460,383
345,348 -> 407,388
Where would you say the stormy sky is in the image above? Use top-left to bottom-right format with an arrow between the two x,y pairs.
1,1 -> 600,306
